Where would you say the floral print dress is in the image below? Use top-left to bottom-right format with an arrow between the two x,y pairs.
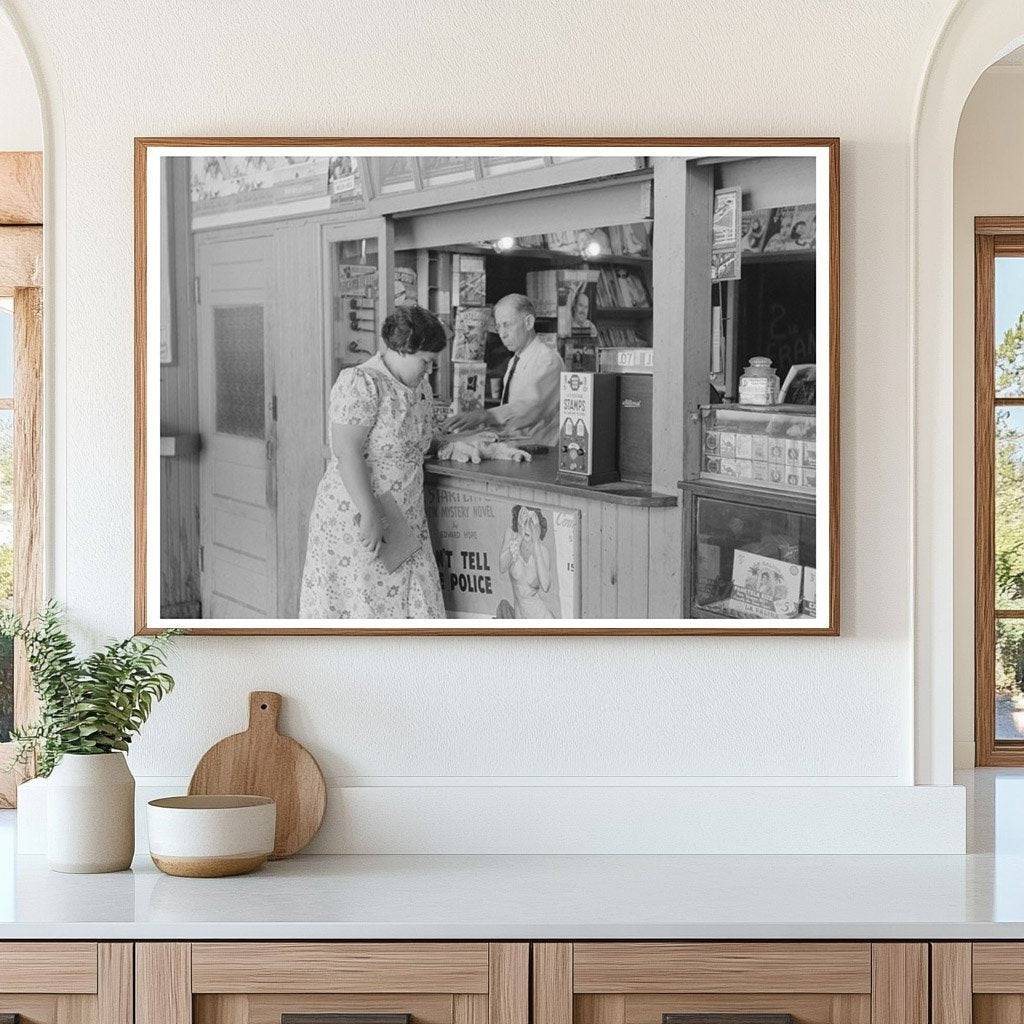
299,353 -> 444,619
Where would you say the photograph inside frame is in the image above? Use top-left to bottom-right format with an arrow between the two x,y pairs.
144,145 -> 834,631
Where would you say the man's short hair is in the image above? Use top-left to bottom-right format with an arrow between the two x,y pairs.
496,293 -> 535,318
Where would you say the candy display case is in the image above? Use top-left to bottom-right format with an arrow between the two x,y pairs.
686,489 -> 816,619
700,403 -> 816,495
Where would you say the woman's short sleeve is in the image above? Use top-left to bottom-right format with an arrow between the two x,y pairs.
329,368 -> 379,428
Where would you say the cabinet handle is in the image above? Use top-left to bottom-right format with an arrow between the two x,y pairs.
664,1016 -> 797,1024
283,1016 -> 411,1024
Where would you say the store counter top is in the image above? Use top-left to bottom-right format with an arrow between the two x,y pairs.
1,842 -> 1024,940
424,452 -> 677,508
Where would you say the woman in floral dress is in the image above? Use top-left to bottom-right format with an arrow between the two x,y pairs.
299,306 -> 448,619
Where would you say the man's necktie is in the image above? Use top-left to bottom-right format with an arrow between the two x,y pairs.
501,354 -> 520,404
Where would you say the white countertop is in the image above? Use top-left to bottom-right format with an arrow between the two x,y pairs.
0,769 -> 1021,941
1,848 -> 1023,940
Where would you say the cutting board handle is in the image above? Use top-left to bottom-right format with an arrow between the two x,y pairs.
248,691 -> 282,734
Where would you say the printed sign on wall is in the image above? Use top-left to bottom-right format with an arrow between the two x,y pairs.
425,485 -> 581,619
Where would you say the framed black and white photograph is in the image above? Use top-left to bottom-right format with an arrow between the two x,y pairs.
135,138 -> 839,635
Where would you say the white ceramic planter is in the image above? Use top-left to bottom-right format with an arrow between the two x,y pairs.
46,752 -> 135,873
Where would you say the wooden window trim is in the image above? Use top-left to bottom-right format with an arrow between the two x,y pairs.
0,151 -> 43,807
975,217 -> 1024,765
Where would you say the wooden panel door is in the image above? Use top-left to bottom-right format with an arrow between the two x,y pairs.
196,234 -> 279,618
534,943 -> 926,1024
935,942 -> 1024,1024
0,941 -> 131,1024
137,941 -> 528,1024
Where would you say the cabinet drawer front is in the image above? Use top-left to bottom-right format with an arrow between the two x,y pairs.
192,943 -> 491,994
573,944 -> 872,994
196,993 -> 457,1024
0,943 -> 98,993
973,944 -> 1024,992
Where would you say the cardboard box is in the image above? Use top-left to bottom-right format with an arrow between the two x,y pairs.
730,549 -> 803,618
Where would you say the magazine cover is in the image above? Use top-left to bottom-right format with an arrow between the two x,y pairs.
451,306 -> 492,361
451,360 -> 487,412
452,254 -> 487,307
425,487 -> 581,618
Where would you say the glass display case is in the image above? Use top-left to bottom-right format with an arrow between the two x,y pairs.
700,403 -> 815,495
689,491 -> 816,619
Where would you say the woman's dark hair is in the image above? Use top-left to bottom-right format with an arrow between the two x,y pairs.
511,504 -> 548,540
381,305 -> 448,355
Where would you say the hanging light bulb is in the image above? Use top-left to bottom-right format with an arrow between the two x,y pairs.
578,230 -> 602,258
493,236 -> 516,252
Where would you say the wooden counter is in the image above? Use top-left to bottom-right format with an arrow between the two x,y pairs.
424,453 -> 677,508
424,453 -> 679,618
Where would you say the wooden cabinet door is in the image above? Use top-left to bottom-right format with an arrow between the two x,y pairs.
534,943 -> 927,1024
934,943 -> 1024,1024
0,942 -> 131,1024
137,942 -> 528,1024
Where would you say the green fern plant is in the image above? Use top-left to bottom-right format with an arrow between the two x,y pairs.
1,603 -> 178,777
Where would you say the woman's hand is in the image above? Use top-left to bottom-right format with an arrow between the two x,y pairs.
357,507 -> 384,556
445,409 -> 492,432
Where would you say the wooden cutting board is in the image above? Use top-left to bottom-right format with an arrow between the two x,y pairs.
188,691 -> 326,859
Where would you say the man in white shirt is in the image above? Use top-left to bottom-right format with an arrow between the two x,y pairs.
446,293 -> 564,445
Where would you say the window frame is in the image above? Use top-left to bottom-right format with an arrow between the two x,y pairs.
0,151 -> 43,806
975,218 -> 1024,765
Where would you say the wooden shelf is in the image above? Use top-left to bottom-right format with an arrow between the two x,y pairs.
593,307 -> 652,318
742,249 -> 815,264
433,243 -> 652,267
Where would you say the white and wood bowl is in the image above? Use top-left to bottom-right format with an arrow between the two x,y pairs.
147,795 -> 276,877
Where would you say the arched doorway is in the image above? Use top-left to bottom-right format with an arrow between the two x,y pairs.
914,0 -> 1024,784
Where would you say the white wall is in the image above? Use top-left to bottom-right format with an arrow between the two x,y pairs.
952,65 -> 1024,768
0,0 -> 974,852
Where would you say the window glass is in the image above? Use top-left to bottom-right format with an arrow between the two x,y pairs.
213,305 -> 265,439
996,256 -> 1024,396
373,156 -> 417,194
997,407 -> 1024,609
418,156 -> 477,186
997,620 -> 1024,740
480,155 -> 546,177
0,303 -> 13,399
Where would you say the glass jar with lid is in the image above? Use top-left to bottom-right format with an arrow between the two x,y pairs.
738,356 -> 780,405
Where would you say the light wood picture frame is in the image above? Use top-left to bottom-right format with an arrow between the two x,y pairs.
135,137 -> 840,636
